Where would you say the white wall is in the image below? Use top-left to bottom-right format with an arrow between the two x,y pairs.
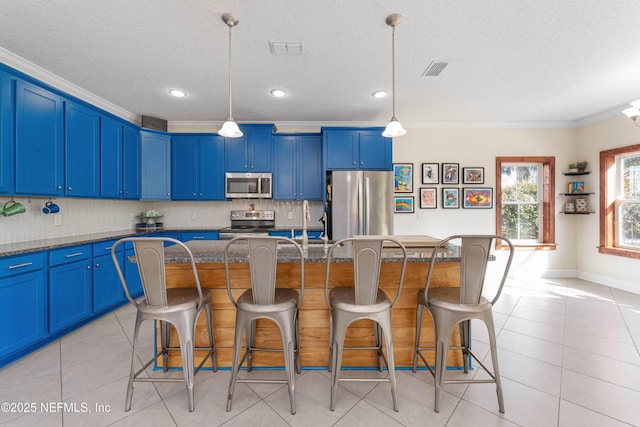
392,127 -> 579,279
575,115 -> 640,293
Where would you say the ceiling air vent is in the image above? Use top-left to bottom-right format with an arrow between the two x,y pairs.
422,60 -> 449,77
269,41 -> 304,55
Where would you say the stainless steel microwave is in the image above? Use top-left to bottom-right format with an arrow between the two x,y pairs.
225,173 -> 272,199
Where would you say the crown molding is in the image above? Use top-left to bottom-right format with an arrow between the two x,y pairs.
0,47 -> 139,124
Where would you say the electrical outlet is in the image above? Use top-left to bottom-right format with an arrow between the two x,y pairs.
54,214 -> 62,226
288,212 -> 294,220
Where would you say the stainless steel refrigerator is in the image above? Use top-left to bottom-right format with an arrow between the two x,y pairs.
326,171 -> 394,240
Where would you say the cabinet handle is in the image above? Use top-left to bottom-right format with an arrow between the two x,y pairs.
9,262 -> 33,269
167,192 -> 171,196
360,161 -> 364,165
95,263 -> 101,268
125,191 -> 128,195
57,185 -> 63,190
68,186 -> 72,191
87,265 -> 91,270
192,236 -> 205,239
199,193 -> 203,196
65,252 -> 84,258
352,162 -> 356,165
119,190 -> 123,194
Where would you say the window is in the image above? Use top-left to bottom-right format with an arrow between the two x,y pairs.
496,157 -> 556,249
600,144 -> 640,259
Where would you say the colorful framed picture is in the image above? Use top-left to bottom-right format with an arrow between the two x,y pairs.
442,163 -> 459,184
463,167 -> 484,184
393,163 -> 413,193
463,187 -> 493,209
421,163 -> 439,184
442,188 -> 460,209
394,196 -> 414,213
419,188 -> 437,209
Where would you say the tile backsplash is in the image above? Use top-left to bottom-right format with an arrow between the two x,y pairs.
0,197 -> 325,244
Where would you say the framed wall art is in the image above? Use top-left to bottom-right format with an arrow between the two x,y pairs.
421,163 -> 439,184
419,187 -> 437,209
442,188 -> 460,209
394,196 -> 414,213
393,163 -> 413,193
462,187 -> 493,209
442,163 -> 459,184
463,167 -> 484,184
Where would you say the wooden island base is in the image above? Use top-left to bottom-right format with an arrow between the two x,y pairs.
163,260 -> 463,369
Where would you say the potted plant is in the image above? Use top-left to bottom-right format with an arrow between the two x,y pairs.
576,161 -> 588,172
568,163 -> 578,173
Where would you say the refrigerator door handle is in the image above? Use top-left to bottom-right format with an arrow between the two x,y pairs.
364,176 -> 371,235
357,175 -> 364,235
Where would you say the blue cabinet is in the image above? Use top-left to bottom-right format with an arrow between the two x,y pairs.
141,130 -> 171,200
101,117 -> 140,199
323,127 -> 392,171
15,80 -> 64,196
65,102 -> 100,197
273,134 -> 323,200
180,231 -> 219,242
225,124 -> 273,172
48,245 -> 92,334
269,230 -> 323,240
124,248 -> 143,298
171,134 -> 225,200
0,70 -> 14,194
92,240 -> 126,313
0,252 -> 47,364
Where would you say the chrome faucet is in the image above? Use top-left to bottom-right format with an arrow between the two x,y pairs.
302,200 -> 310,250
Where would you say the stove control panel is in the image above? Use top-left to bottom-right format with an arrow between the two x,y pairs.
230,210 -> 275,221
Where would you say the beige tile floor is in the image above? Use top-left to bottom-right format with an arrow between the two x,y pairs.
0,277 -> 639,426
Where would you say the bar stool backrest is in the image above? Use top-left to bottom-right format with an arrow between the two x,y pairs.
247,238 -> 279,305
352,239 -> 384,305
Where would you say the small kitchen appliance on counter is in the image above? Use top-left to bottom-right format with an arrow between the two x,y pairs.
219,210 -> 275,240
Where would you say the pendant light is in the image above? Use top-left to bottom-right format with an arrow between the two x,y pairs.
219,13 -> 243,138
382,14 -> 407,138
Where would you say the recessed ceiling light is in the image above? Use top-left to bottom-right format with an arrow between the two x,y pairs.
271,89 -> 287,98
372,90 -> 388,98
169,89 -> 187,98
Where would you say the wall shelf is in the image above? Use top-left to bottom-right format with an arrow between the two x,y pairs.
563,171 -> 591,176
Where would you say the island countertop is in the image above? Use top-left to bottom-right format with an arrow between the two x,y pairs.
162,237 -> 461,264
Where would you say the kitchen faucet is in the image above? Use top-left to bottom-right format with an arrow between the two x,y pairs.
301,200 -> 310,250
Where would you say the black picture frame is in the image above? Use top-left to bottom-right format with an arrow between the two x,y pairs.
442,163 -> 459,184
421,163 -> 439,184
442,187 -> 460,209
463,167 -> 485,184
419,187 -> 437,209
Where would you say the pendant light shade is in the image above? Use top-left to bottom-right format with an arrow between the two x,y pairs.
382,14 -> 406,138
219,13 -> 243,138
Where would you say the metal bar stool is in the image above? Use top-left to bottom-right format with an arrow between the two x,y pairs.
324,237 -> 407,412
224,236 -> 304,415
111,237 -> 216,412
412,235 -> 514,413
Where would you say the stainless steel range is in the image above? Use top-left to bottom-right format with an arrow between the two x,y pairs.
219,210 -> 276,240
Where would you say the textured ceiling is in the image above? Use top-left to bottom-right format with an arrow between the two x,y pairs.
1,0 -> 639,128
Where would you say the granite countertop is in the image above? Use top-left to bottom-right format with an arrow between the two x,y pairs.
163,240 -> 461,264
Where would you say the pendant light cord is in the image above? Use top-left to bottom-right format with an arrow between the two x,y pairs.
227,23 -> 234,121
391,24 -> 396,120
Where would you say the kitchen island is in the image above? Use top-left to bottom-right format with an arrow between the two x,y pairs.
161,238 -> 464,370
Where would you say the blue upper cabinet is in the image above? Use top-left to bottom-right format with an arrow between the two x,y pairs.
65,102 -> 100,198
323,127 -> 392,171
15,79 -> 64,196
0,70 -> 14,195
140,129 -> 171,200
122,123 -> 140,199
172,134 -> 225,200
225,124 -> 273,172
273,134 -> 323,200
100,116 -> 124,198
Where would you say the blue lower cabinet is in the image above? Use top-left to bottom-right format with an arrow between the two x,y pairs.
269,230 -> 322,240
93,241 -> 126,313
0,253 -> 47,364
180,232 -> 219,242
49,245 -> 92,334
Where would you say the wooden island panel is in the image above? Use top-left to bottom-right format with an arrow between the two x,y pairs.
163,260 -> 463,369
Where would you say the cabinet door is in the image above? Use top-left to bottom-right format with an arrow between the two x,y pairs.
225,133 -> 249,172
49,260 -> 92,333
123,123 -> 140,199
0,70 -> 14,194
100,116 -> 123,198
0,270 -> 47,362
171,135 -> 198,200
358,131 -> 392,170
93,252 -> 125,313
199,135 -> 225,200
247,125 -> 273,172
324,131 -> 357,170
273,135 -> 297,200
298,135 -> 323,200
65,102 -> 100,197
124,248 -> 143,298
15,80 -> 64,196
141,130 -> 171,200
